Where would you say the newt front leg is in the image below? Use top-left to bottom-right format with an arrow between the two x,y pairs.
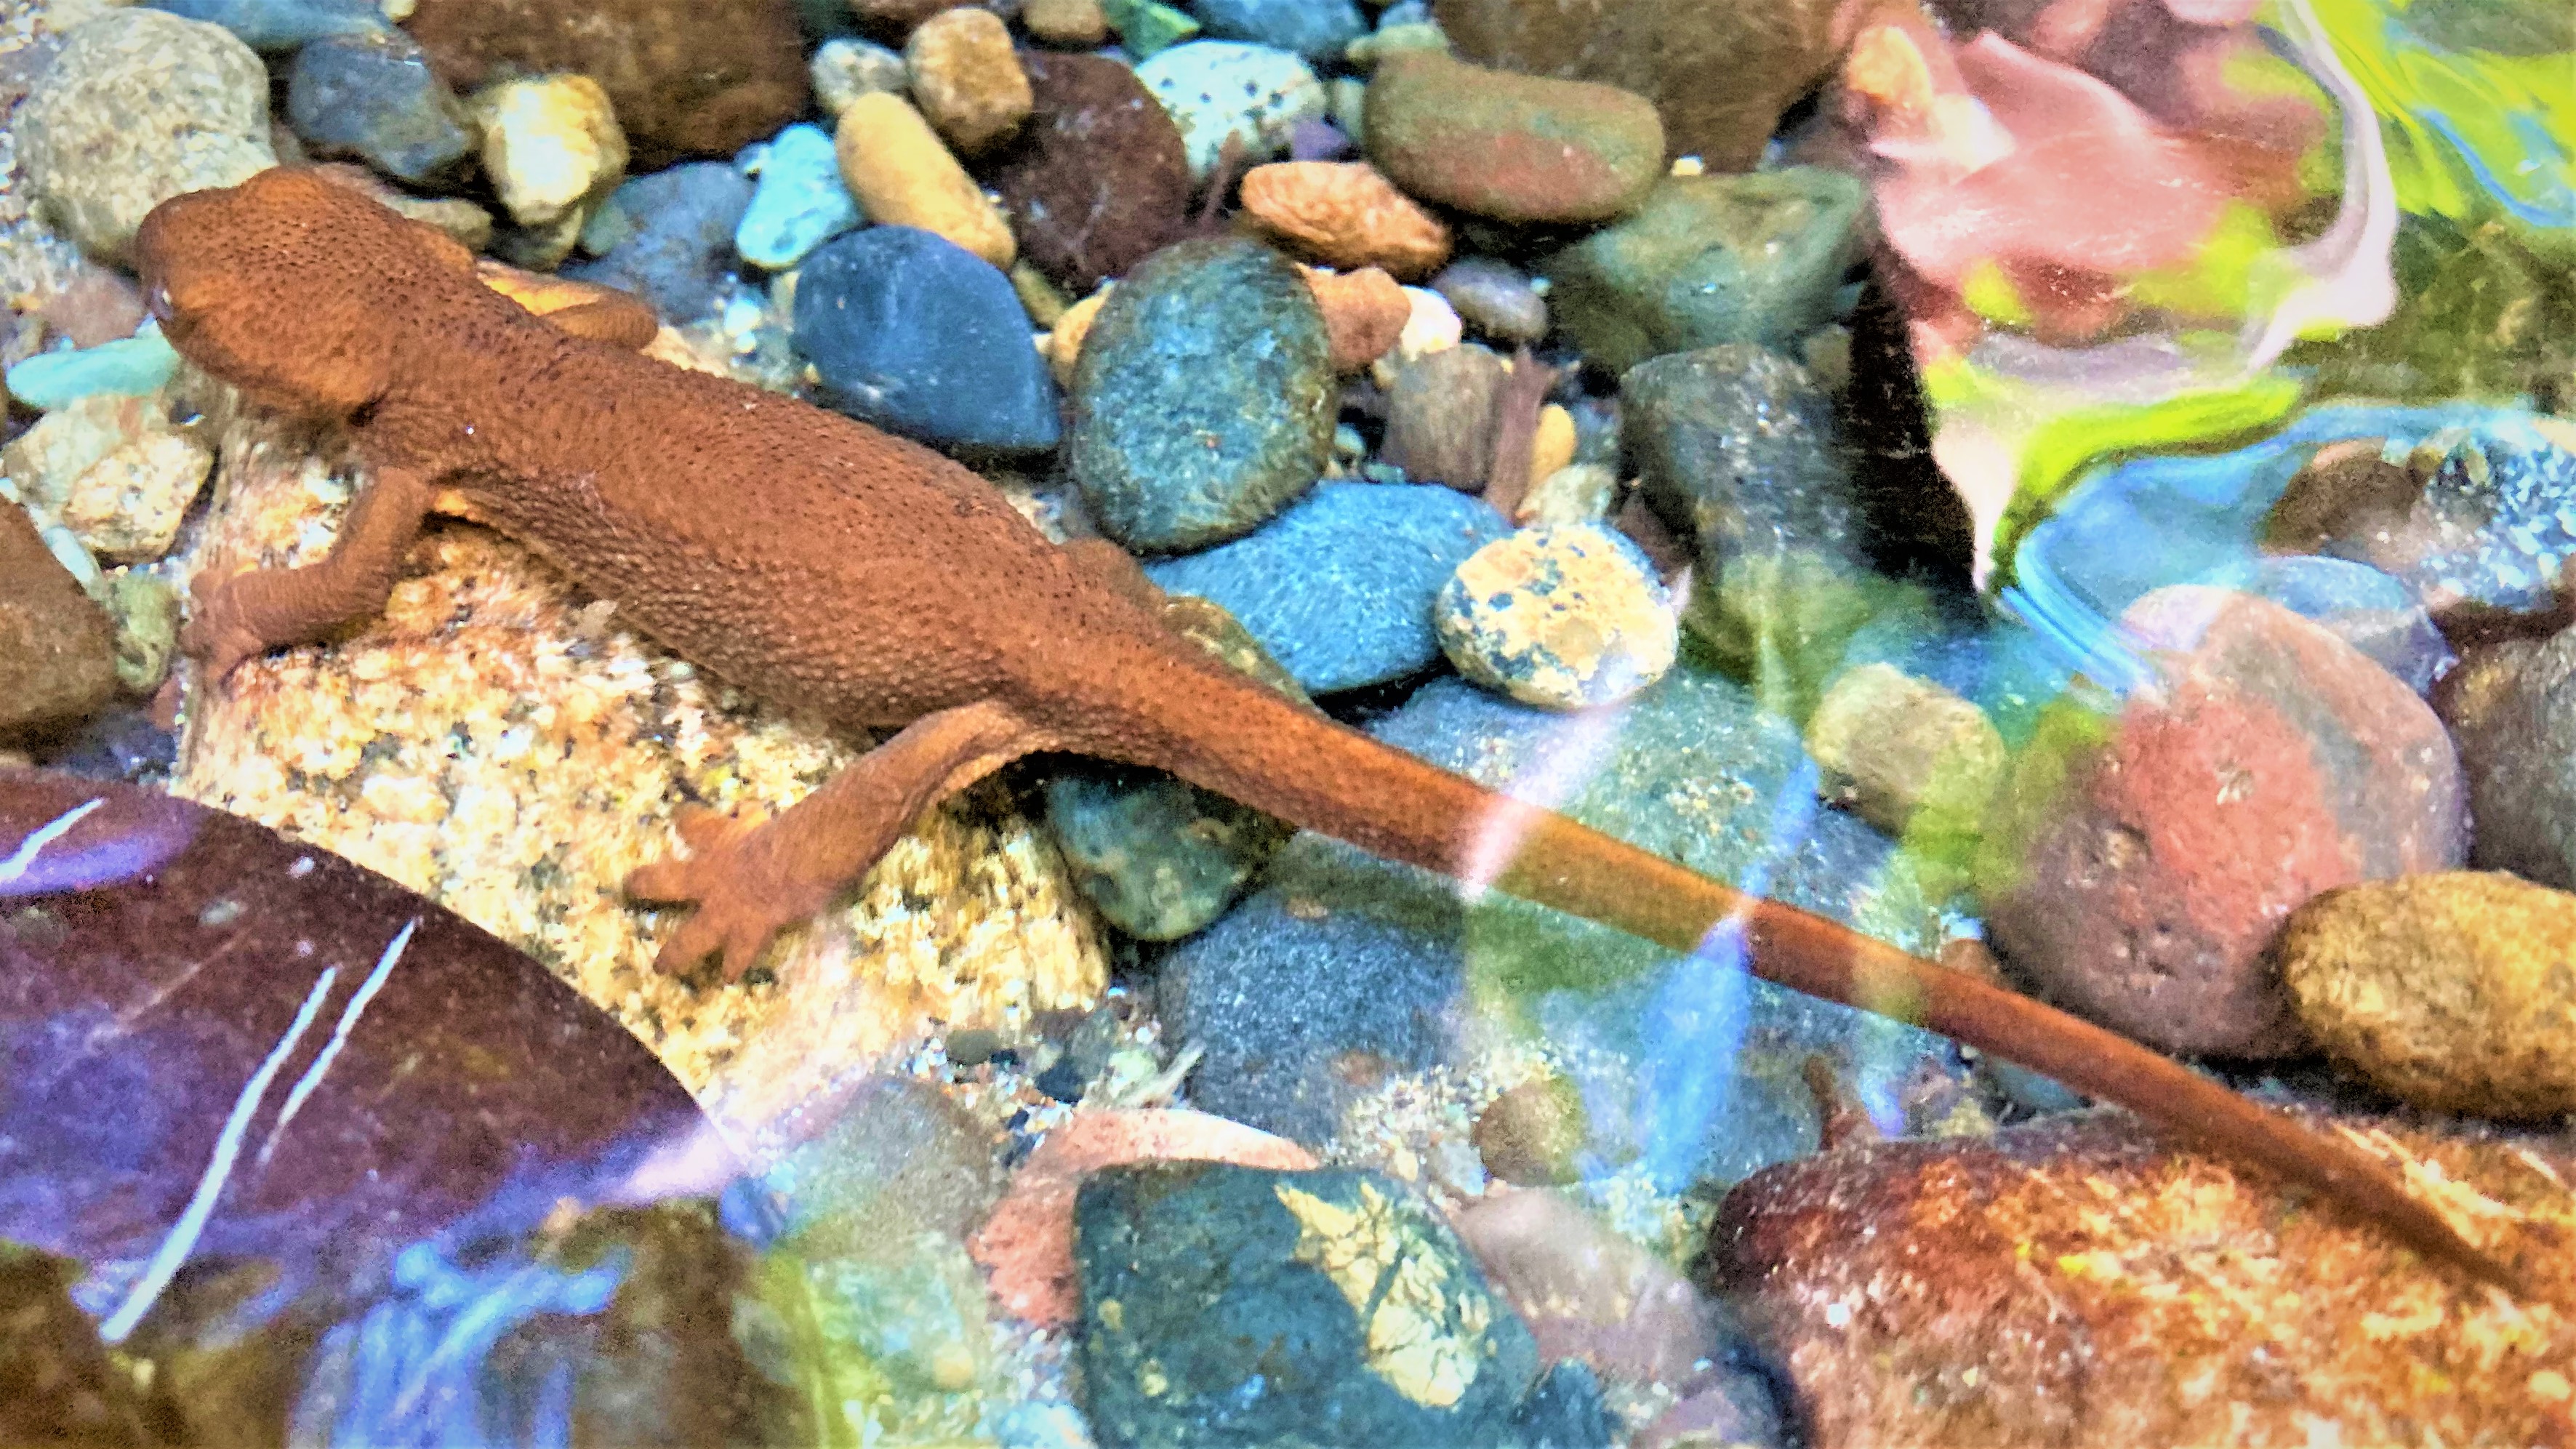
185,465 -> 437,683
627,697 -> 1055,980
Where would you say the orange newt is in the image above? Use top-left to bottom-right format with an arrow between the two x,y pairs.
137,168 -> 2525,1296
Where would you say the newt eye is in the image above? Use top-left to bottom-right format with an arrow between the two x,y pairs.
145,284 -> 172,323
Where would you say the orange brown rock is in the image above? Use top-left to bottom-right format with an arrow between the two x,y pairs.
1299,265 -> 1409,372
1240,161 -> 1451,281
1714,1111 -> 2576,1447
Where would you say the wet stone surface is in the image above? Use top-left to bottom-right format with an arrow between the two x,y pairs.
0,771 -> 747,1442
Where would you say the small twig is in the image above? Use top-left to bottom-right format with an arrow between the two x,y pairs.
1480,348 -> 1555,521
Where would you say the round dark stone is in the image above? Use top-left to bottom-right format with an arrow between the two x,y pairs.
286,29 -> 476,186
562,161 -> 755,324
793,226 -> 1063,454
992,52 -> 1196,295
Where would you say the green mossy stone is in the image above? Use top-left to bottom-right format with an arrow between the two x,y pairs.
1070,237 -> 1336,553
1075,1163 -> 1539,1447
1543,168 -> 1866,376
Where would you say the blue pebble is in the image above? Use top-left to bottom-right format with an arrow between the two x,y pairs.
145,0 -> 385,49
5,327 -> 180,410
734,124 -> 862,271
1188,0 -> 1365,63
286,31 -> 476,187
793,227 -> 1062,454
562,164 -> 756,324
1142,481 -> 1509,694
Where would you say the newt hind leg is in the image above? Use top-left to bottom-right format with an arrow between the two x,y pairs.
628,697 -> 1054,982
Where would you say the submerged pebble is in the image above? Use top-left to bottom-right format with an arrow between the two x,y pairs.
1189,0 -> 1365,63
1543,169 -> 1868,376
2437,620 -> 2576,890
1238,160 -> 1451,280
994,52 -> 1195,294
1141,481 -> 1509,694
794,226 -> 1062,454
734,123 -> 861,270
1435,522 -> 1678,710
904,7 -> 1033,156
1133,40 -> 1327,180
1070,237 -> 1335,552
472,72 -> 628,230
2,391 -> 212,564
1981,587 -> 2468,1059
285,29 -> 477,187
2279,872 -> 2576,1118
834,91 -> 1017,270
810,36 -> 909,115
0,506 -> 116,743
20,9 -> 278,265
145,0 -> 385,49
1363,52 -> 1661,225
4,330 -> 181,411
564,163 -> 755,324
1075,1163 -> 1541,1446
1432,257 -> 1549,345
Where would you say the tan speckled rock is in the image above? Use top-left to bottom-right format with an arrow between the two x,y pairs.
834,91 -> 1016,270
904,8 -> 1031,156
2281,872 -> 2576,1118
1240,161 -> 1451,281
2,390 -> 211,564
1714,1110 -> 2576,1448
1022,0 -> 1108,47
1435,523 -> 1677,710
19,9 -> 278,265
174,412 -> 1107,1128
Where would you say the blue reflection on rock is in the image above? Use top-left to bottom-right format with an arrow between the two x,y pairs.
2006,401 -> 2555,693
292,1240 -> 630,1448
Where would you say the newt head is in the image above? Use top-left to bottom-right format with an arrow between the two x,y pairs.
136,167 -> 465,422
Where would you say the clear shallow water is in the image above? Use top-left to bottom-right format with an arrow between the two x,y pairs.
1,0 -> 2572,1442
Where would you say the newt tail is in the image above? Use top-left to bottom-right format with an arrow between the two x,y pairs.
1093,657 -> 2534,1300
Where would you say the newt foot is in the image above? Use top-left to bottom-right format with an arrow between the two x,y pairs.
627,805 -> 837,982
181,550 -> 269,686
